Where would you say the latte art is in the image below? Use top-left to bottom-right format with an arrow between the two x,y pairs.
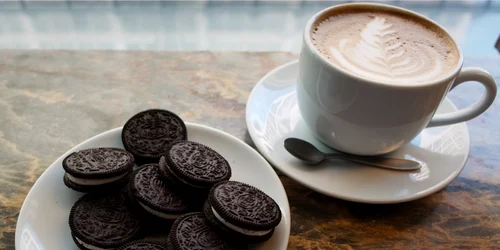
330,17 -> 443,82
312,9 -> 459,84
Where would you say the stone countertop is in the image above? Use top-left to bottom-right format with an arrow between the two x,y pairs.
1,51 -> 499,249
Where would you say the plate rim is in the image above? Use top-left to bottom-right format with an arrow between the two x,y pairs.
245,59 -> 471,204
15,122 -> 291,250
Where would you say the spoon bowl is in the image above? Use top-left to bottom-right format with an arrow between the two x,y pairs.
284,138 -> 325,164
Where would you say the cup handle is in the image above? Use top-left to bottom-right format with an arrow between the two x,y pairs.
427,67 -> 497,127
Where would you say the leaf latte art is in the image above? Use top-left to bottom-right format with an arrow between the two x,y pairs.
312,10 -> 459,84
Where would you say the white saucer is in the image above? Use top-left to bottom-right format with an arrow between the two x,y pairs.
16,123 -> 290,250
246,60 -> 470,204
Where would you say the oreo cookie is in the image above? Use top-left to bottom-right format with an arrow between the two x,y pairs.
122,109 -> 187,165
129,164 -> 191,220
204,181 -> 281,243
168,213 -> 246,250
62,147 -> 134,192
117,240 -> 167,250
69,192 -> 141,249
159,141 -> 231,197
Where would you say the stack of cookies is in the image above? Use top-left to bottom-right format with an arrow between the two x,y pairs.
62,109 -> 282,250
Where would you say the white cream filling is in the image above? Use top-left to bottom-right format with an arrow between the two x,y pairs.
67,172 -> 128,186
211,207 -> 272,236
138,201 -> 181,220
75,237 -> 107,250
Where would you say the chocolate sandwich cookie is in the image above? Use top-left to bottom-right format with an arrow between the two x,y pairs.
62,147 -> 134,192
159,141 -> 231,198
118,240 -> 167,250
129,164 -> 191,220
122,109 -> 187,165
69,192 -> 141,250
168,213 -> 246,250
204,181 -> 282,243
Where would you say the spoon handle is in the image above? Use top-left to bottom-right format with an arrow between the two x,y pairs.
325,154 -> 422,171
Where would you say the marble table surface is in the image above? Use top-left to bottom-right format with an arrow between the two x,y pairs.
0,51 -> 499,250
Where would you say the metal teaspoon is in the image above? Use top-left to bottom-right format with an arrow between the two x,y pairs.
284,138 -> 422,171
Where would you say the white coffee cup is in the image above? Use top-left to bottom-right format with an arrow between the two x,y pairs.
297,3 -> 497,156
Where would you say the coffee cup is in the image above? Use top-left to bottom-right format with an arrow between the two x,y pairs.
297,3 -> 497,156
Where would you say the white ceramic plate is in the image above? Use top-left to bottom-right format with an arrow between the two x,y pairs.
246,60 -> 470,204
15,123 -> 290,250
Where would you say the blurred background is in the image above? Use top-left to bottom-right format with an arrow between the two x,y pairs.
0,0 -> 499,56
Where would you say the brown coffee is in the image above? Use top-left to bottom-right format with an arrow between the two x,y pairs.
311,7 -> 459,84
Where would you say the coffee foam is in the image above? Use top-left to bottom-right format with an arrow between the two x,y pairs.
312,9 -> 459,84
